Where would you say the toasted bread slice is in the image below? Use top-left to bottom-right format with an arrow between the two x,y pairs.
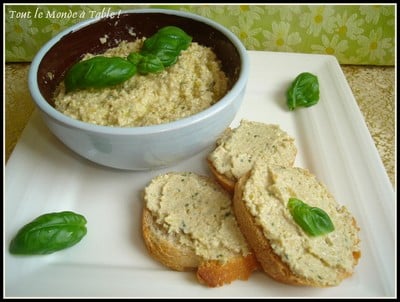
142,172 -> 259,287
207,120 -> 297,193
233,161 -> 361,287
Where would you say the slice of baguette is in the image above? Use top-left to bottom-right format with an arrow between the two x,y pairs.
233,161 -> 361,287
142,172 -> 259,287
207,120 -> 297,193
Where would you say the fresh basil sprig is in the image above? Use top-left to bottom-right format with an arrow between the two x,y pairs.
64,26 -> 192,92
287,198 -> 334,237
9,211 -> 87,255
287,72 -> 320,110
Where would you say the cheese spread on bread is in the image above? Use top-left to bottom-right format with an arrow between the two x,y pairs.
242,161 -> 360,286
208,120 -> 297,182
145,172 -> 251,263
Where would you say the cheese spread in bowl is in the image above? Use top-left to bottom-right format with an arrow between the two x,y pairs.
54,39 -> 229,127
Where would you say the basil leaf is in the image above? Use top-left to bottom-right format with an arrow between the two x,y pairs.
136,54 -> 165,75
64,56 -> 137,92
157,26 -> 193,49
141,26 -> 192,67
141,47 -> 180,68
287,198 -> 334,237
287,72 -> 319,111
9,211 -> 87,255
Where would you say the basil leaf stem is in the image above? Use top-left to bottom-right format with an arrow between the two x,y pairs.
287,198 -> 334,237
64,26 -> 192,92
9,211 -> 87,255
287,72 -> 319,110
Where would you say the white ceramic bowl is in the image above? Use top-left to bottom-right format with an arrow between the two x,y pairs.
28,9 -> 249,170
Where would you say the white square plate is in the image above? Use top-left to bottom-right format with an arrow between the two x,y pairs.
5,51 -> 395,298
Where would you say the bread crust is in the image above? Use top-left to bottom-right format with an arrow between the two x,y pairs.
142,208 -> 200,272
197,253 -> 259,287
233,171 -> 361,287
142,184 -> 259,287
207,158 -> 236,193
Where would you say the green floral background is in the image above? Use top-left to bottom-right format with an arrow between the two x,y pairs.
5,4 -> 395,65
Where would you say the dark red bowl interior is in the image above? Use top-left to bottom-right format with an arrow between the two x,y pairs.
37,12 -> 241,107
